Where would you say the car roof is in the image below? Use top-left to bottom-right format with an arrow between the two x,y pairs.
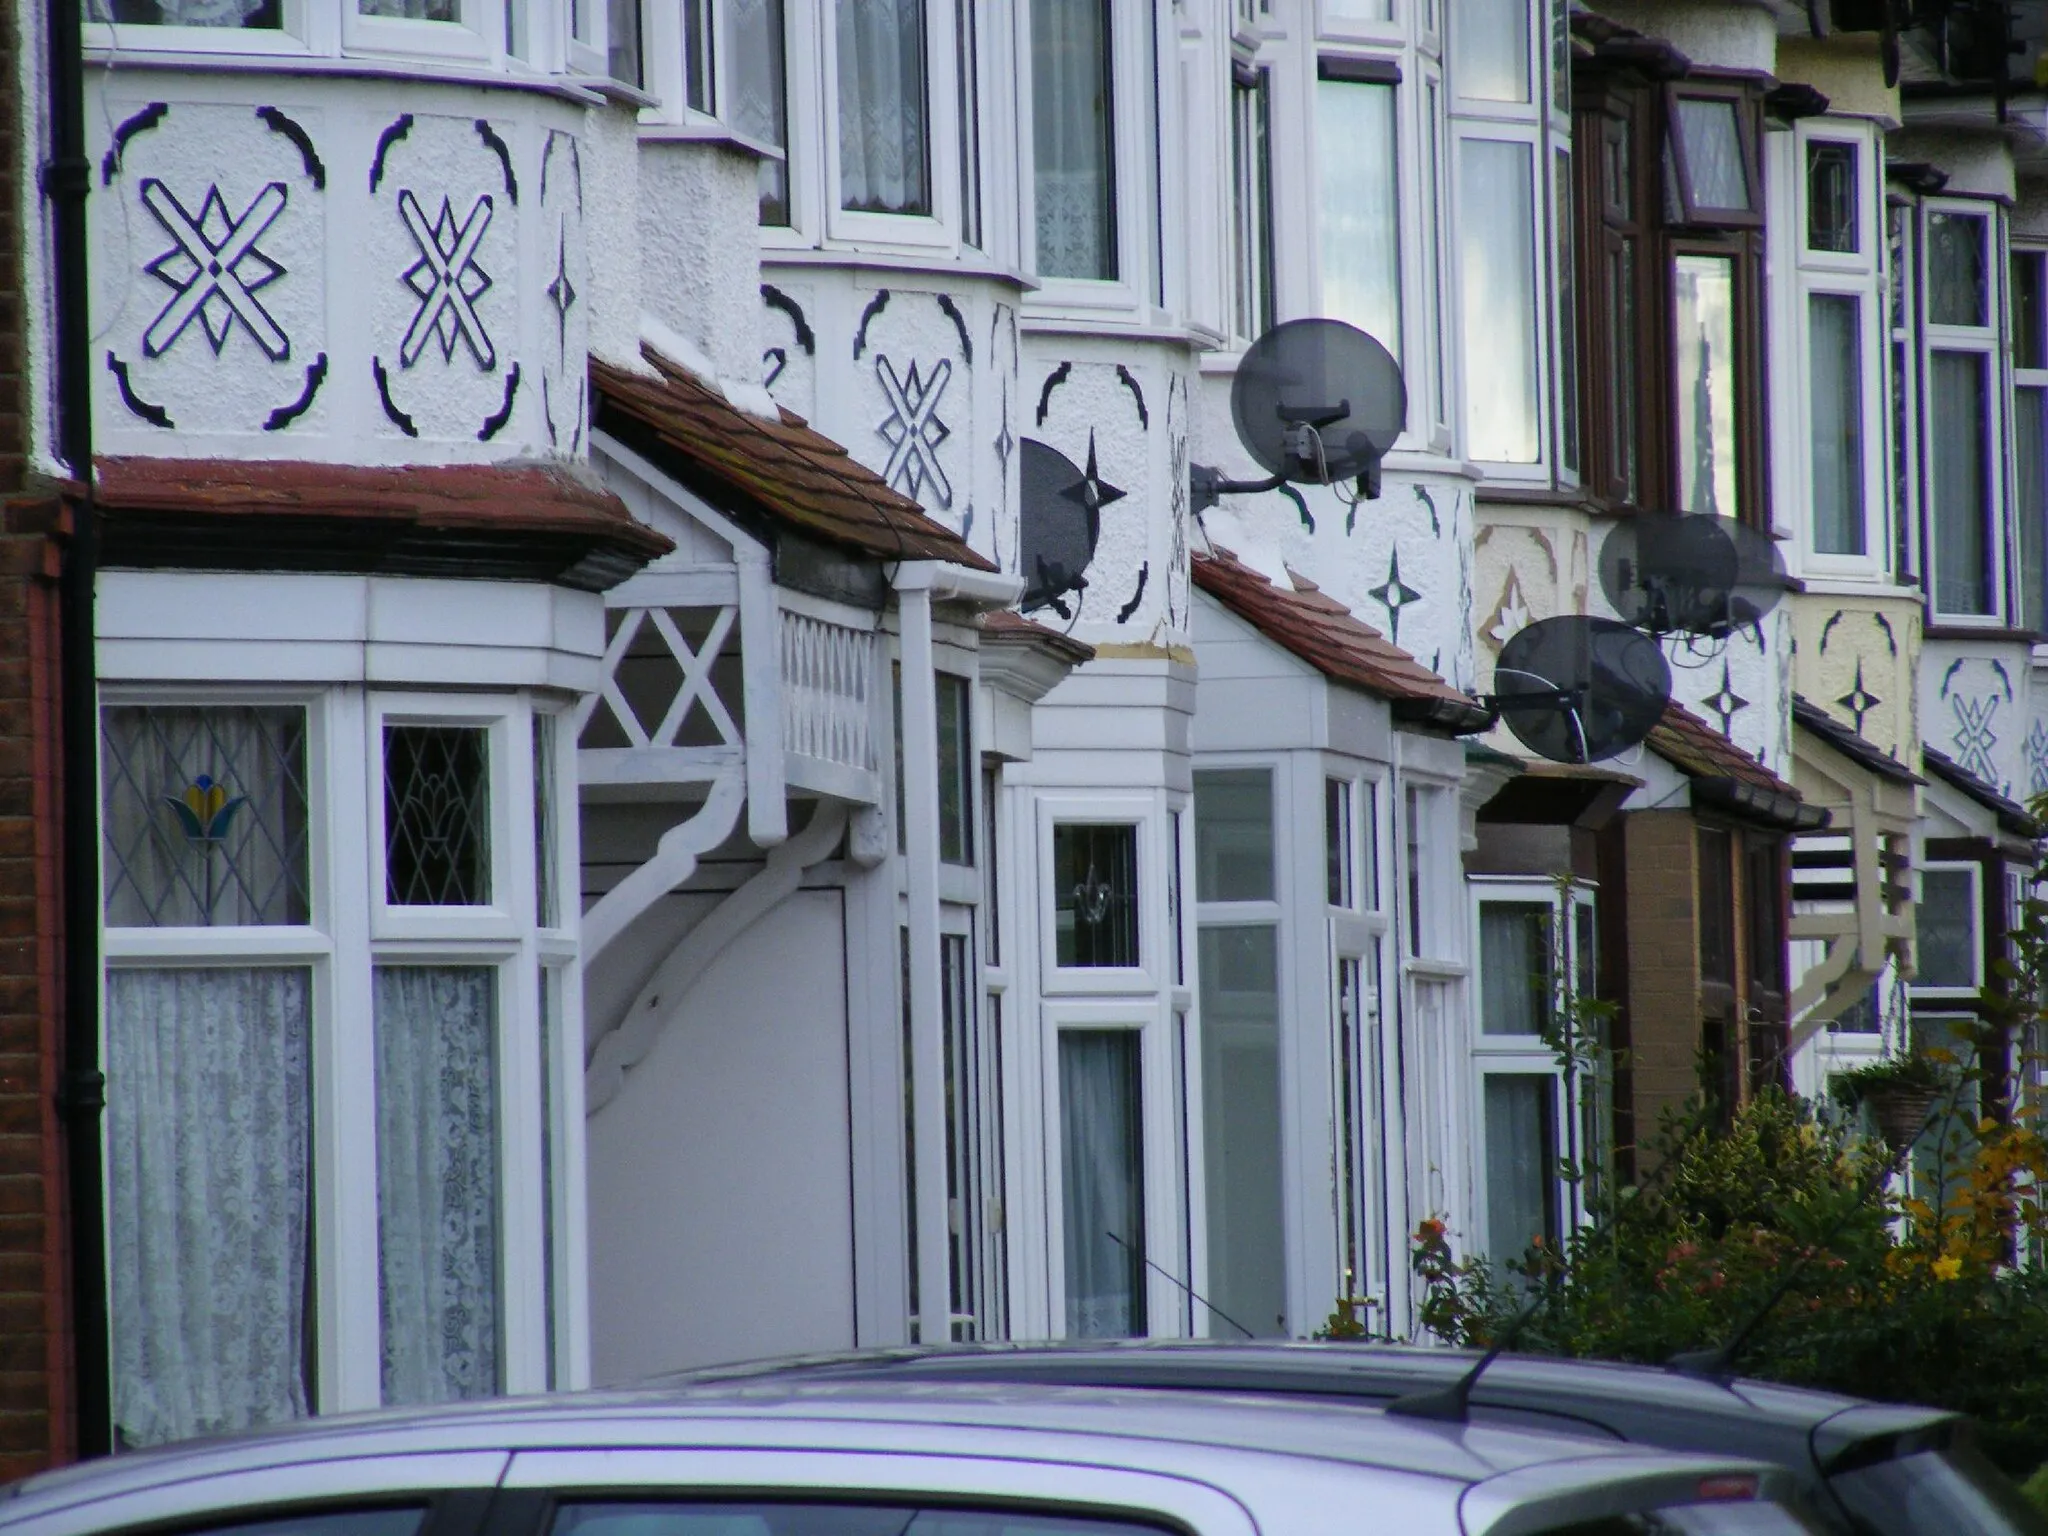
2,1379 -> 1788,1527
651,1342 -> 1960,1457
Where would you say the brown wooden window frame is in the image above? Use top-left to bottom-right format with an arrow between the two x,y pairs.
1663,82 -> 1763,230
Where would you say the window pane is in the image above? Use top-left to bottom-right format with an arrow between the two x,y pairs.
1479,902 -> 1553,1036
1325,778 -> 1353,908
1673,254 -> 1738,518
1674,97 -> 1749,212
941,933 -> 981,1338
938,674 -> 972,866
1323,0 -> 1389,17
731,0 -> 791,224
683,0 -> 712,107
1059,1031 -> 1146,1337
1549,0 -> 1569,113
1424,80 -> 1447,425
89,0 -> 279,23
840,0 -> 931,216
1807,140 -> 1858,253
172,1517 -> 422,1536
1747,838 -> 1783,993
1484,1075 -> 1557,1266
1198,925 -> 1285,1337
1232,69 -> 1275,341
1555,149 -> 1579,475
1054,823 -> 1140,967
1928,212 -> 1987,327
1318,79 -> 1401,360
533,714 -> 559,927
1698,827 -> 1734,985
957,0 -> 982,248
1608,236 -> 1639,500
2015,253 -> 2045,368
1194,768 -> 1273,903
1930,350 -> 1992,616
107,968 -> 312,1448
385,724 -> 492,906
1809,293 -> 1866,555
1461,138 -> 1539,463
1916,869 -> 1978,987
375,966 -> 500,1405
539,967 -> 560,1390
359,0 -> 455,17
102,704 -> 311,928
2018,385 -> 2048,631
1452,0 -> 1529,103
1334,954 -> 1369,1296
1033,0 -> 1116,279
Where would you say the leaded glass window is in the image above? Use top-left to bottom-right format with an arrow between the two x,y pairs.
1807,141 -> 1858,253
1928,212 -> 1987,327
1053,823 -> 1139,967
1670,96 -> 1751,217
102,704 -> 311,928
384,725 -> 492,907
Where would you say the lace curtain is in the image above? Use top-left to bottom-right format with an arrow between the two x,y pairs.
730,0 -> 791,223
1032,0 -> 1115,280
375,966 -> 500,1406
358,0 -> 459,19
1059,1031 -> 1146,1338
106,968 -> 312,1449
87,0 -> 270,25
837,0 -> 929,215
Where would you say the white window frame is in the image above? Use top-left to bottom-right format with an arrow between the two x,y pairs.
820,0 -> 964,253
343,0 -> 496,62
1920,195 -> 2009,627
1038,794 -> 1162,997
2012,243 -> 2048,636
1019,0 -> 1159,319
1911,860 -> 1985,998
99,682 -> 575,1420
84,0 -> 326,57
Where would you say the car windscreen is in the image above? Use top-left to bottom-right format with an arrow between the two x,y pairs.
1826,1445 -> 2048,1536
1539,1503 -> 1824,1534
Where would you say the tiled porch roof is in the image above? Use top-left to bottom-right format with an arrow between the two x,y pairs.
1648,701 -> 1827,832
94,455 -> 670,591
1792,695 -> 1922,787
1192,548 -> 1492,733
980,608 -> 1096,666
591,349 -> 994,572
1921,744 -> 2043,840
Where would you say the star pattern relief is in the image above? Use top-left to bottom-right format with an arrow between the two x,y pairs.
1370,549 -> 1422,646
1703,659 -> 1749,737
1836,658 -> 1882,736
545,220 -> 577,364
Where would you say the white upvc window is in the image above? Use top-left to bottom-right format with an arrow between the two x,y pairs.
87,0 -> 573,71
1776,119 -> 1889,579
1446,0 -> 1570,482
99,685 -> 577,1449
1912,862 -> 1984,997
1469,877 -> 1597,1272
2012,244 -> 2048,632
1919,196 -> 2009,625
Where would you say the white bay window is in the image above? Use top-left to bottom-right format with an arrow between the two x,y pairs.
101,687 -> 576,1445
1921,200 -> 2005,622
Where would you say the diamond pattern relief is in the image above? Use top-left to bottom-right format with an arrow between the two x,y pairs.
384,724 -> 492,906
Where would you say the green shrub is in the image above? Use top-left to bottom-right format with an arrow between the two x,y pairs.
2021,1464 -> 2048,1517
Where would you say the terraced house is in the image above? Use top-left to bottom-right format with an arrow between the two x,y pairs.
1,0 -> 2045,1472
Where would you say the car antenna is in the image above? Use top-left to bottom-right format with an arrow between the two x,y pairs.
1666,1106 -> 1933,1383
1384,1292 -> 1546,1424
1104,1229 -> 1257,1339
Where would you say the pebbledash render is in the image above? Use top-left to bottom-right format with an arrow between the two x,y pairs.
1,0 -> 2043,1465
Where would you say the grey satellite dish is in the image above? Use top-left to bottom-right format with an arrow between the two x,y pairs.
1192,318 -> 1406,508
1489,615 -> 1672,764
1018,434 -> 1124,617
1599,513 -> 1788,640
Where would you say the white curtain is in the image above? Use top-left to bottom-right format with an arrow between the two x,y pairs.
87,0 -> 271,24
358,0 -> 459,19
1059,1031 -> 1145,1338
107,967 -> 311,1449
1032,0 -> 1115,279
838,0 -> 929,214
375,966 -> 500,1406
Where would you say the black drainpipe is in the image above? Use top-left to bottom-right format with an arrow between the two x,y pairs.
43,0 -> 109,1460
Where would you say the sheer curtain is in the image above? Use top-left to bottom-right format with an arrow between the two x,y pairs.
1483,1074 -> 1556,1268
1033,0 -> 1116,280
106,968 -> 311,1449
838,0 -> 929,215
375,966 -> 500,1406
1059,1031 -> 1145,1337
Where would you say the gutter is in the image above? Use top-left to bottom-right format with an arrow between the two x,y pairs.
889,560 -> 1018,1346
42,0 -> 108,1457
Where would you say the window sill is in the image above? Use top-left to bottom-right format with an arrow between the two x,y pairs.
1402,956 -> 1469,981
1791,576 -> 1918,601
84,46 -> 606,103
637,121 -> 780,159
760,245 -> 1036,292
1925,623 -> 2039,644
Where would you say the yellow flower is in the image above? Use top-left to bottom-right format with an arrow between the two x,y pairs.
1931,1255 -> 1963,1282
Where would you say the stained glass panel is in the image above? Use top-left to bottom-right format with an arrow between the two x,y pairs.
1807,141 -> 1858,253
385,725 -> 492,907
1053,823 -> 1139,968
102,705 -> 310,928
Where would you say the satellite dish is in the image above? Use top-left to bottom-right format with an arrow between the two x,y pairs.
1491,615 -> 1672,764
1232,318 -> 1405,485
1598,513 -> 1788,639
1018,434 -> 1124,616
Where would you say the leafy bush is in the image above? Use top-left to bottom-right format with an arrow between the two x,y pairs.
2022,1464 -> 2048,1517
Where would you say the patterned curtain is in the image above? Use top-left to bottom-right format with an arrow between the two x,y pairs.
1032,0 -> 1115,280
837,0 -> 929,215
107,968 -> 312,1448
375,966 -> 500,1406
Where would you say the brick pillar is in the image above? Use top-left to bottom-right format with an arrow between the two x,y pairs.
1621,810 -> 1703,1157
0,0 -> 77,1478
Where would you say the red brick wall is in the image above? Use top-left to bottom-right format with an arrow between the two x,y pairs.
0,0 -> 76,1479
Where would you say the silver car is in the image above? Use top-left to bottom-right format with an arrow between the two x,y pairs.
0,1381 -> 1824,1536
